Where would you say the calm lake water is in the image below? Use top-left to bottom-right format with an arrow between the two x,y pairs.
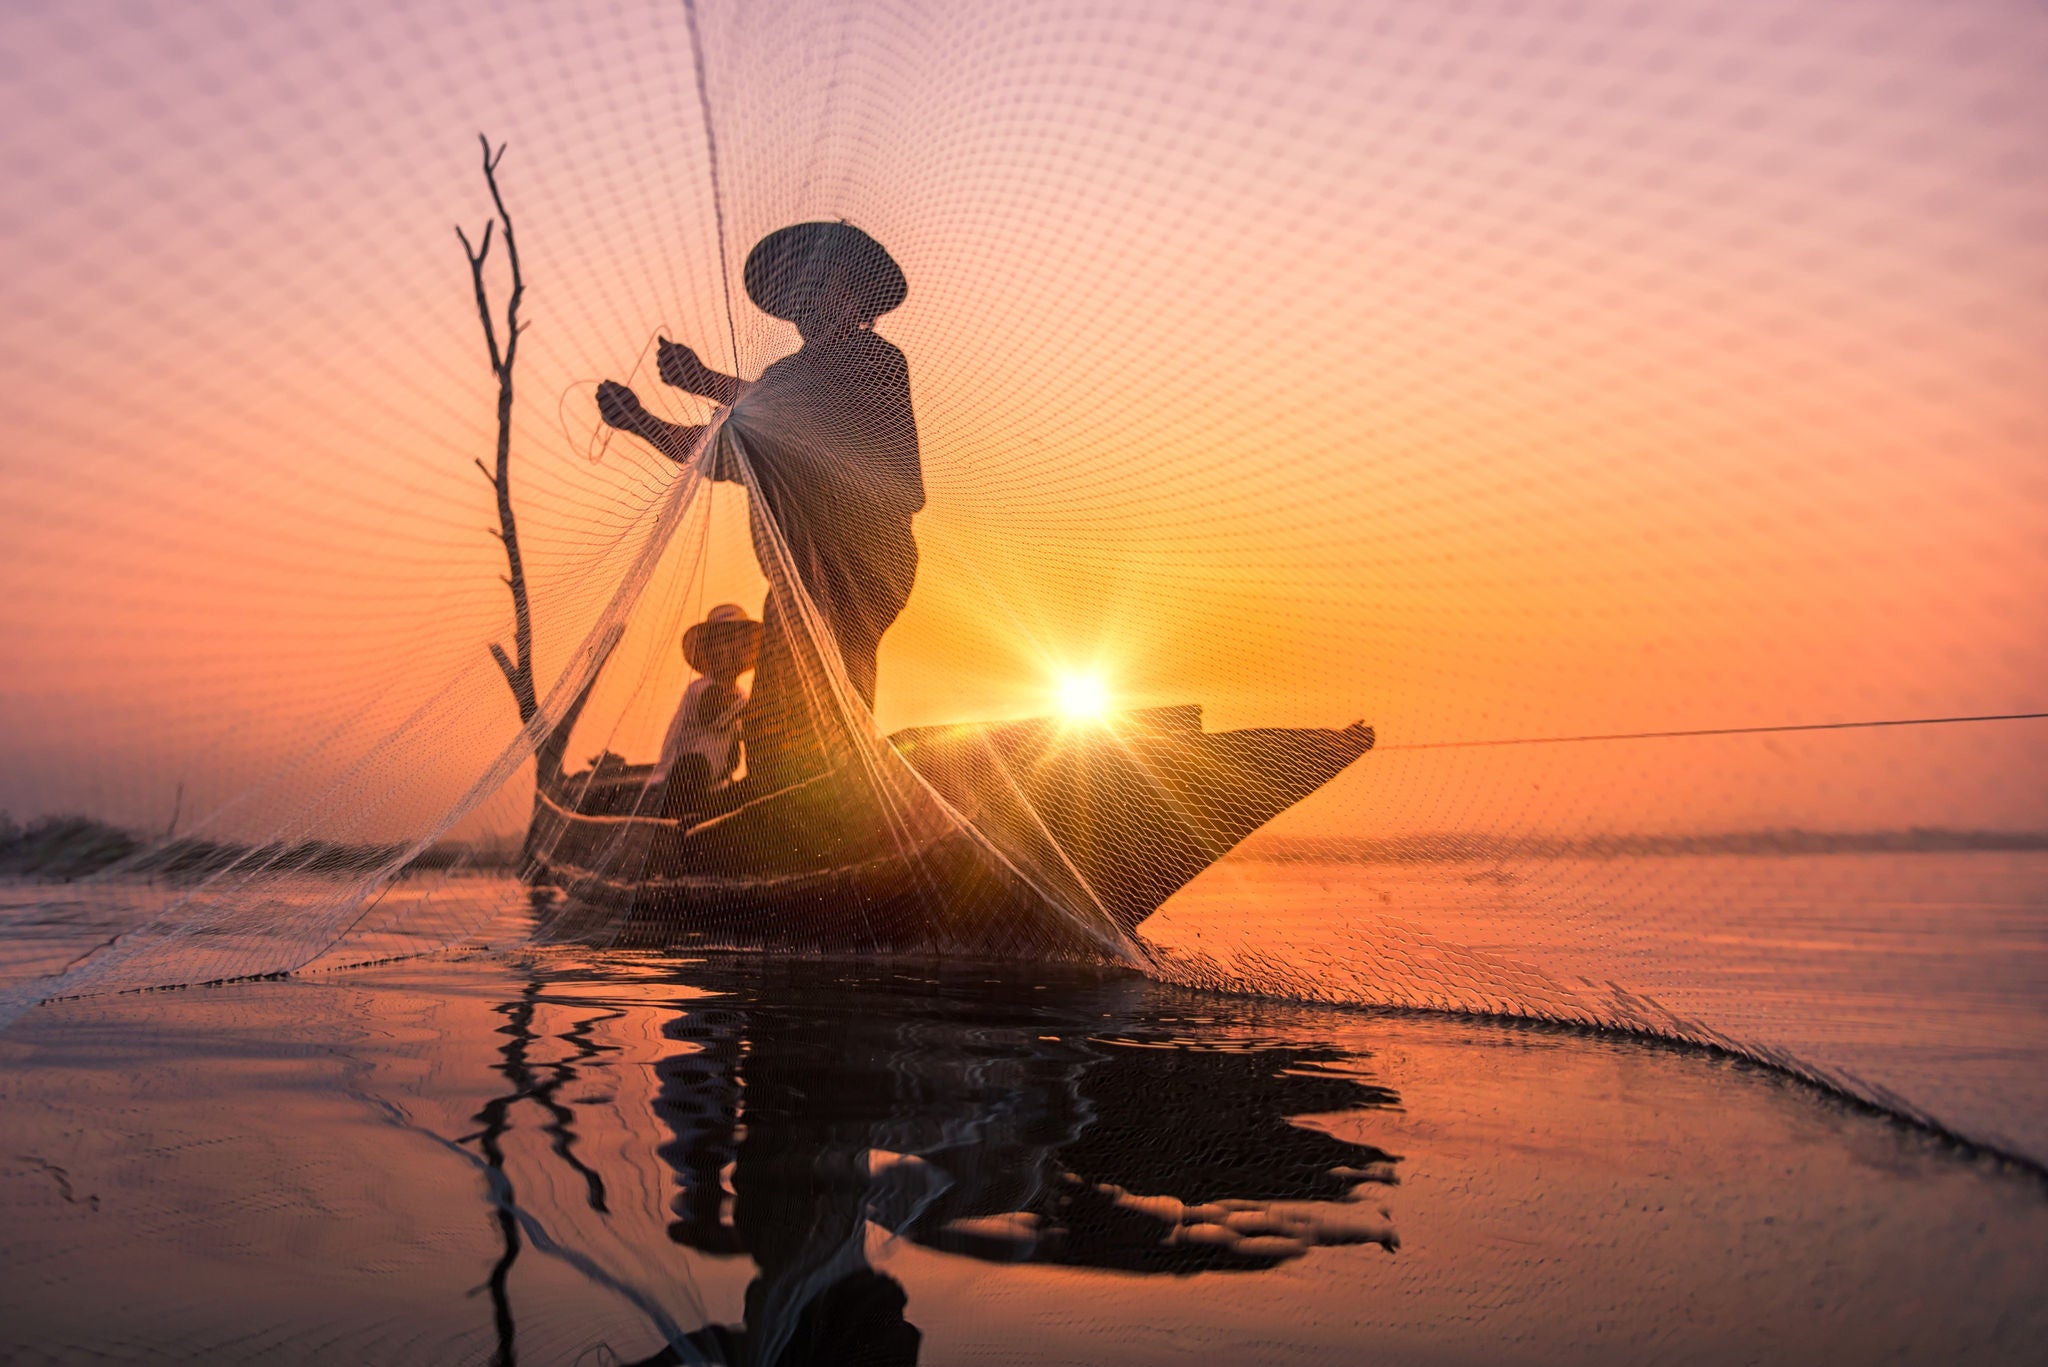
1,852 -> 2044,1364
1147,850 -> 2048,1162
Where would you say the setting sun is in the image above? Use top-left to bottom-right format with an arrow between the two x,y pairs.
1054,671 -> 1113,722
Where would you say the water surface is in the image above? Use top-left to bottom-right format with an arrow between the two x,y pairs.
3,927 -> 2042,1364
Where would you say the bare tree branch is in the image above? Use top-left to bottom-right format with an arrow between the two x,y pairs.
462,136 -> 535,733
479,133 -> 525,382
459,136 -> 624,849
455,221 -> 503,376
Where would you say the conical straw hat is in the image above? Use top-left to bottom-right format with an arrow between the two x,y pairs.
681,603 -> 762,675
743,221 -> 906,321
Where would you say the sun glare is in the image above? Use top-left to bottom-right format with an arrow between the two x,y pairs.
1054,671 -> 1113,723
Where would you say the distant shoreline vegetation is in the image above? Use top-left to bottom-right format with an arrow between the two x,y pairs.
1239,828 -> 2048,863
2,813 -> 2044,884
0,813 -> 522,883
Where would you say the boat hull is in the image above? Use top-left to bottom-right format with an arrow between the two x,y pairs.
528,707 -> 1371,953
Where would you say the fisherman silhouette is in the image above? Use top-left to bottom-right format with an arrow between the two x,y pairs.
599,222 -> 922,789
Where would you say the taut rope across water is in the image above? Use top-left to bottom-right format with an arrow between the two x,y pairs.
1379,711 -> 2048,752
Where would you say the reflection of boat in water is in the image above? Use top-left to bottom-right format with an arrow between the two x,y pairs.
528,706 -> 1373,952
657,960 -> 1401,1274
471,959 -> 1402,1366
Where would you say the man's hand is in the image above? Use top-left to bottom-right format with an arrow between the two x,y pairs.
596,380 -> 647,432
657,337 -> 711,392
658,337 -> 741,403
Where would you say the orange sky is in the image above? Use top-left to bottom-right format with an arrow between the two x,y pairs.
1,0 -> 2044,843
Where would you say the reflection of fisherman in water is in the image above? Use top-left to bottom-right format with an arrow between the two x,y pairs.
469,963 -> 1400,1365
599,223 -> 923,789
642,964 -> 1400,1363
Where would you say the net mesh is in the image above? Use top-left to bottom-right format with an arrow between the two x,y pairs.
2,0 -> 2044,1164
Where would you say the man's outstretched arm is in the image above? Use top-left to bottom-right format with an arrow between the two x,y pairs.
597,381 -> 705,463
658,338 -> 742,405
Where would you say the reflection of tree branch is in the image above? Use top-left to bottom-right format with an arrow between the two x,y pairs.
549,1005 -> 622,1212
462,981 -> 624,1365
465,989 -> 530,1367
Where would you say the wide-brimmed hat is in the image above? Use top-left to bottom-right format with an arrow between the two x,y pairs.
681,603 -> 762,675
743,221 -> 906,322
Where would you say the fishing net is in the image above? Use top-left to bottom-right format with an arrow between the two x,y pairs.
2,0 -> 2045,1179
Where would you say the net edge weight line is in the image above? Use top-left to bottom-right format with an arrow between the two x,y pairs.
1380,710 -> 2048,752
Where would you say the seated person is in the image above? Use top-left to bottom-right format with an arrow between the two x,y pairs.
656,604 -> 761,814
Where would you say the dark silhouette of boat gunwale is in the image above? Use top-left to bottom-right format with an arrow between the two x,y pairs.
528,705 -> 1373,950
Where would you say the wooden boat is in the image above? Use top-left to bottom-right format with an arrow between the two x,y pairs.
527,705 -> 1372,954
